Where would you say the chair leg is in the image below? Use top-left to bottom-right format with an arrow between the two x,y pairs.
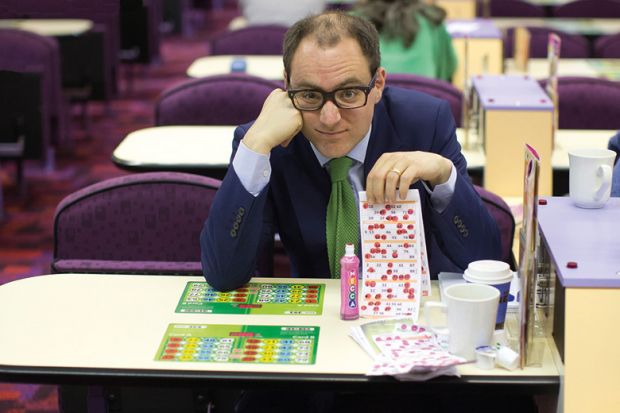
193,389 -> 214,413
0,173 -> 4,221
16,158 -> 25,197
45,145 -> 56,173
80,100 -> 91,132
58,385 -> 89,413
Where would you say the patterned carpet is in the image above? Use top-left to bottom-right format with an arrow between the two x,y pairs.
0,6 -> 239,412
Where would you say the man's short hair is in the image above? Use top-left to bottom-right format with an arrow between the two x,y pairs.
283,11 -> 381,84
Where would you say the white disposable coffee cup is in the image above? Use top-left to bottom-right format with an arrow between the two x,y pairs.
464,260 -> 513,327
568,148 -> 615,209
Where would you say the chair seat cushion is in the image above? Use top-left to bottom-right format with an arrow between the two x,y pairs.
52,259 -> 203,275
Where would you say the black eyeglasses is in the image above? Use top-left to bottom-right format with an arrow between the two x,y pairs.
287,72 -> 378,111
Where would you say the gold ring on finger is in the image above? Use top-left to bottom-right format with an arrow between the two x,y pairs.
390,168 -> 402,176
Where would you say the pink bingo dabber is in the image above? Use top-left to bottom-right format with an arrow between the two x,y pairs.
340,243 -> 360,320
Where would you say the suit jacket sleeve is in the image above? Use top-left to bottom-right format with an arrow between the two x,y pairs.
200,124 -> 274,291
426,101 -> 502,270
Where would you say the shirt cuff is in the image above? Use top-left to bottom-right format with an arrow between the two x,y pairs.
232,140 -> 271,197
421,161 -> 456,213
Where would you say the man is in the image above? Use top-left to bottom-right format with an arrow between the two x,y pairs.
201,11 -> 501,292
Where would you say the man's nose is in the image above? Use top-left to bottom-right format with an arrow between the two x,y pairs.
319,99 -> 341,126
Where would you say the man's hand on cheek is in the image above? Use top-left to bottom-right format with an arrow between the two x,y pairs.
242,89 -> 303,154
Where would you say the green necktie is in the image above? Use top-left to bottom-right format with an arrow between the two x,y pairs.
326,157 -> 360,278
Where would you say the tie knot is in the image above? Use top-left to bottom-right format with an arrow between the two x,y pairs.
329,157 -> 353,183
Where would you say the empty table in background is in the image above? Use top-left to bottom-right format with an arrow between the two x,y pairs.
0,19 -> 93,36
186,55 -> 284,80
112,125 -> 235,179
492,18 -> 620,37
505,58 -> 620,81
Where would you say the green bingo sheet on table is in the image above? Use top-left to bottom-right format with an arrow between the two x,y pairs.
155,324 -> 320,364
175,281 -> 326,315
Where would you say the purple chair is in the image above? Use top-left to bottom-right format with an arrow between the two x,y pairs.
209,24 -> 288,55
155,73 -> 282,126
486,0 -> 546,17
594,32 -> 620,58
52,172 -> 221,275
0,0 -> 121,99
0,29 -> 66,164
52,171 -> 265,412
540,76 -> 620,129
474,185 -> 516,269
503,27 -> 590,58
386,73 -> 463,127
554,0 -> 620,18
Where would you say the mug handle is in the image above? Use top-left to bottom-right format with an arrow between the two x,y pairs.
594,164 -> 613,202
424,301 -> 449,336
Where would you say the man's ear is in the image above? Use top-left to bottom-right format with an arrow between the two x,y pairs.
283,70 -> 289,88
375,67 -> 386,102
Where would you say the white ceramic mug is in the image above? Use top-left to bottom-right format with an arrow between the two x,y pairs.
425,283 -> 499,360
568,148 -> 615,209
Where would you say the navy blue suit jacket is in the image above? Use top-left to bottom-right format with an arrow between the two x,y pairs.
201,87 -> 501,291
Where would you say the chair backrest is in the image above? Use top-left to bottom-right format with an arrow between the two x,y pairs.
155,73 -> 282,126
488,0 -> 545,17
474,185 -> 516,269
594,33 -> 620,58
503,27 -> 590,58
0,28 -> 65,154
539,76 -> 620,129
209,25 -> 288,55
0,0 -> 120,99
52,172 -> 221,275
553,0 -> 620,18
386,73 -> 463,126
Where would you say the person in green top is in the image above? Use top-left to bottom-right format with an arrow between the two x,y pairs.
354,0 -> 458,82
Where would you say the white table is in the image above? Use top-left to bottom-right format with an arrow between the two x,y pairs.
111,126 -> 614,175
0,273 -> 561,389
504,58 -> 620,81
187,55 -> 284,80
0,19 -> 93,36
458,128 -> 615,170
524,0 -> 573,5
491,18 -> 620,36
111,125 -> 235,172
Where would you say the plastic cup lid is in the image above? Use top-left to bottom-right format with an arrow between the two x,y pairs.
475,345 -> 496,357
464,260 -> 512,284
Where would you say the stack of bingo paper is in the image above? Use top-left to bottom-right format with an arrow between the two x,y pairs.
352,319 -> 469,381
358,189 -> 430,320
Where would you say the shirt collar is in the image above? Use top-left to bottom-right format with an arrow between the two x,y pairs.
310,125 -> 372,167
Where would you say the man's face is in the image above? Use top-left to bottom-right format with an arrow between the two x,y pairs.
287,37 -> 386,159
